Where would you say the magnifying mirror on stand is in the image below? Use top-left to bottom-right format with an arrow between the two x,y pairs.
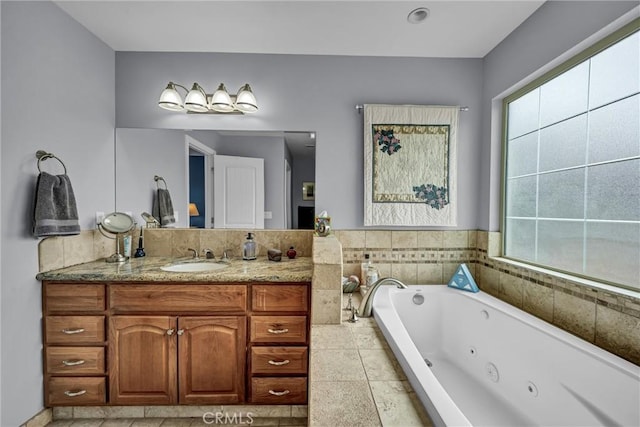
98,212 -> 135,263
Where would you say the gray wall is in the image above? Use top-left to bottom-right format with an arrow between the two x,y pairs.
115,52 -> 484,230
478,1 -> 639,230
116,128 -> 188,227
0,2 -> 115,425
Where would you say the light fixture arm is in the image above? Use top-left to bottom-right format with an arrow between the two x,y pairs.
191,82 -> 206,97
168,81 -> 189,93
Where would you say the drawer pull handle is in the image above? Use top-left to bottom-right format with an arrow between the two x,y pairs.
167,329 -> 175,336
62,359 -> 86,367
268,359 -> 290,366
267,328 -> 289,334
62,328 -> 85,335
64,389 -> 87,397
177,329 -> 185,336
268,389 -> 290,396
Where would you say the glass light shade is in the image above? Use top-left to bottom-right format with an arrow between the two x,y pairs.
210,83 -> 234,112
158,83 -> 184,111
235,84 -> 258,113
184,83 -> 209,112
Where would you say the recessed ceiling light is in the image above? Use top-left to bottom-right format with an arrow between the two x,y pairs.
407,7 -> 430,24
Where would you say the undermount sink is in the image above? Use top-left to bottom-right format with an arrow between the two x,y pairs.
160,262 -> 228,273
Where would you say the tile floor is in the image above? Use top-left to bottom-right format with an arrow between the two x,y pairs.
308,292 -> 433,426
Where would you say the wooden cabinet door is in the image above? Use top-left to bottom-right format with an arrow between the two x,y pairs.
178,316 -> 246,404
109,316 -> 177,404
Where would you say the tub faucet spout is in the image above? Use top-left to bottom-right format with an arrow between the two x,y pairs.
357,277 -> 408,318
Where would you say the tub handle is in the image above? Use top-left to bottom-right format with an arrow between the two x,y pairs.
268,389 -> 290,396
268,359 -> 290,366
267,328 -> 289,334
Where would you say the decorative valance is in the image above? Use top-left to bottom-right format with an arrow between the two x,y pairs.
364,104 -> 459,226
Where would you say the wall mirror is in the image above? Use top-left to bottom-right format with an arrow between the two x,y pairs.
115,128 -> 316,229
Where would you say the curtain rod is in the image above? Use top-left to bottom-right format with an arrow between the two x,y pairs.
355,104 -> 469,114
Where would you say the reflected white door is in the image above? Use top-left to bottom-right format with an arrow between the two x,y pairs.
213,155 -> 265,229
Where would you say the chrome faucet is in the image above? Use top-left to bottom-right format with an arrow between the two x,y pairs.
187,248 -> 199,259
357,277 -> 408,318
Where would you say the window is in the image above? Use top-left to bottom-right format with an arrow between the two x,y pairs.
503,23 -> 639,291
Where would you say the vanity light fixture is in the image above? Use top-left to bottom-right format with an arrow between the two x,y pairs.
158,82 -> 258,114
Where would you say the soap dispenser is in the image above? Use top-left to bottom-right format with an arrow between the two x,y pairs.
242,232 -> 257,260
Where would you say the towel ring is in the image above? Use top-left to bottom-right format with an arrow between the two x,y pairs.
154,175 -> 168,189
36,150 -> 67,174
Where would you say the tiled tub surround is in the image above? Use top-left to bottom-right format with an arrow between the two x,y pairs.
311,236 -> 343,325
337,230 -> 477,285
335,230 -> 640,366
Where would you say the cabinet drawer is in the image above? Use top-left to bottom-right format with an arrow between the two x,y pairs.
47,377 -> 106,405
45,316 -> 105,345
250,377 -> 307,404
252,284 -> 308,312
250,316 -> 307,343
251,346 -> 308,375
46,347 -> 105,375
110,285 -> 247,313
45,284 -> 105,313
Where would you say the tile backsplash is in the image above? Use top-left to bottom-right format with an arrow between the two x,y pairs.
38,228 -> 314,272
142,228 -> 313,259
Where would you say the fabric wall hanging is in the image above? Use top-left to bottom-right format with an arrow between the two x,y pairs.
363,104 -> 459,226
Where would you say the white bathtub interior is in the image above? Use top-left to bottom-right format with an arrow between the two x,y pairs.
373,285 -> 640,427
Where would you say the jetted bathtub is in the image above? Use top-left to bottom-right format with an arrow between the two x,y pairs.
372,284 -> 640,427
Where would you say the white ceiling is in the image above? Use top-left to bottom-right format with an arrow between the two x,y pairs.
54,0 -> 545,58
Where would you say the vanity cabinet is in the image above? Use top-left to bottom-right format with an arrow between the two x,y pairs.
43,284 -> 107,406
42,280 -> 310,407
109,315 -> 245,405
248,284 -> 309,404
108,284 -> 247,405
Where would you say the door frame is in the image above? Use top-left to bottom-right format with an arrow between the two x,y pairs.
185,135 -> 215,229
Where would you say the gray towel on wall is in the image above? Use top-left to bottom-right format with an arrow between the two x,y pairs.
33,172 -> 81,237
152,188 -> 176,227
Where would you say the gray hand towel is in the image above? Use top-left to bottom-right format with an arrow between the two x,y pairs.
152,188 -> 176,227
33,171 -> 81,237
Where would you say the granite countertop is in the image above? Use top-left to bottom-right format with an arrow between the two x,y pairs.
36,256 -> 313,283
